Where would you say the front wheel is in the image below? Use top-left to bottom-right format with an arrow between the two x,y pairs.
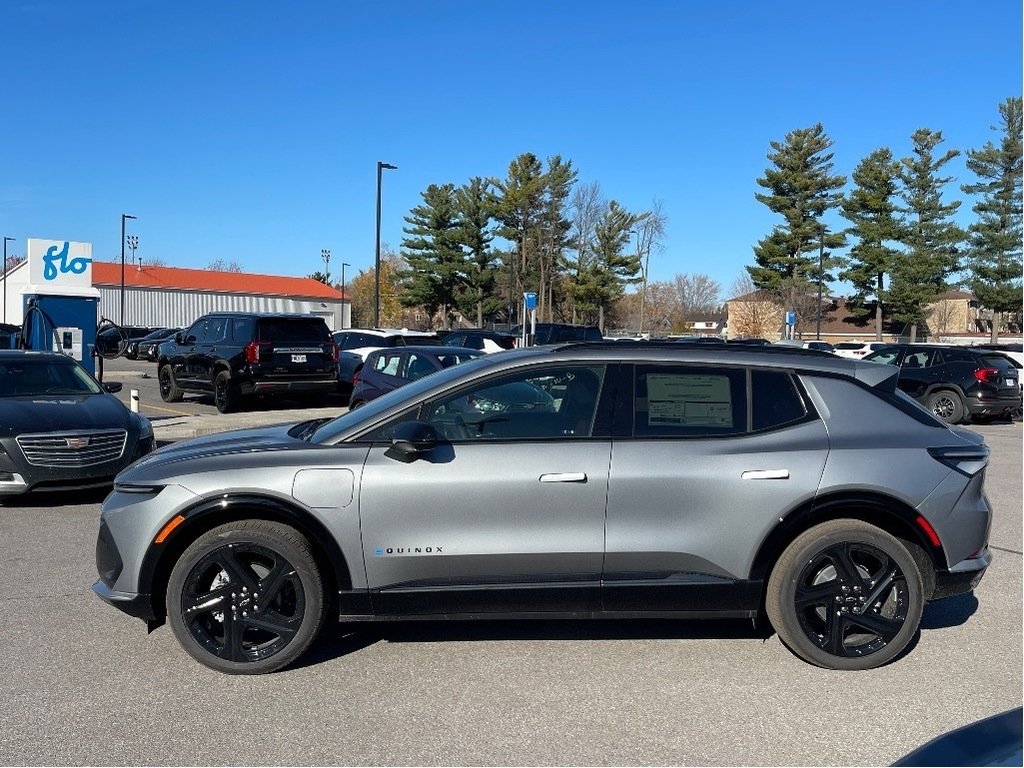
766,519 -> 924,670
158,365 -> 183,402
166,520 -> 325,674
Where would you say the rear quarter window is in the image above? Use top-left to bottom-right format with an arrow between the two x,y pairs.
751,370 -> 808,431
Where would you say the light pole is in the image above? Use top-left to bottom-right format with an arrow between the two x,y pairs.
340,262 -> 350,329
120,213 -> 136,325
127,234 -> 139,265
375,161 -> 397,328
3,236 -> 14,324
816,225 -> 826,340
321,248 -> 331,283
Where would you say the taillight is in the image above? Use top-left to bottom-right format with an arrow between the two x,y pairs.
974,367 -> 1000,383
928,445 -> 989,477
244,340 -> 272,364
324,341 -> 339,363
352,368 -> 362,387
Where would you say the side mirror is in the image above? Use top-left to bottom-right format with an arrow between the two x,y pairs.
385,421 -> 441,463
174,332 -> 184,344
103,381 -> 123,393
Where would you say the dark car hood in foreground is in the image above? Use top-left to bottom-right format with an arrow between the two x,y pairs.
0,395 -> 131,437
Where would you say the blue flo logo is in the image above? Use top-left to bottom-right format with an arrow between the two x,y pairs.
42,242 -> 92,281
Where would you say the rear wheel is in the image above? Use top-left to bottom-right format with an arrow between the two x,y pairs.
927,390 -> 964,424
167,520 -> 325,674
214,370 -> 240,413
158,365 -> 183,402
766,519 -> 924,670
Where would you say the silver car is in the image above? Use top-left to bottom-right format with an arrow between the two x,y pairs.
93,343 -> 992,674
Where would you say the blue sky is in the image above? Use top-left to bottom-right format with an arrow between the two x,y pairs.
2,1 -> 1021,299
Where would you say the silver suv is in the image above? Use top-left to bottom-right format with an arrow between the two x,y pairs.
93,343 -> 992,674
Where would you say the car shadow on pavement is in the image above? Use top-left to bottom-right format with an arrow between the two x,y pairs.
919,593 -> 979,629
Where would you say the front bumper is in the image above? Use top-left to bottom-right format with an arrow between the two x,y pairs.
91,579 -> 156,622
932,547 -> 992,600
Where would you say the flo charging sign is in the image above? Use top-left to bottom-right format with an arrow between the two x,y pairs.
27,239 -> 93,289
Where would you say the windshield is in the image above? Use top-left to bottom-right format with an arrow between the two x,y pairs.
0,359 -> 103,397
310,353 -> 498,443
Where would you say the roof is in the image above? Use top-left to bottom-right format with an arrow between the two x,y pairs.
91,262 -> 344,301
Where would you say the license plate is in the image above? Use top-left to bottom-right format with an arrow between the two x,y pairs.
291,354 -> 307,363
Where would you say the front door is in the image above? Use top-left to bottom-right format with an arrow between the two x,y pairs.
358,363 -> 612,616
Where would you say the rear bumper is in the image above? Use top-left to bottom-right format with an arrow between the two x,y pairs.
965,392 -> 1022,417
241,378 -> 338,396
931,547 -> 992,600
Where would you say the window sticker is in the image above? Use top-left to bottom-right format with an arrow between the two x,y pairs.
646,374 -> 733,427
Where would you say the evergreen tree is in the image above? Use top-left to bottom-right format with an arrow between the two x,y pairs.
491,153 -> 546,324
839,148 -> 904,340
400,183 -> 465,330
453,177 -> 501,327
962,97 -> 1023,342
537,155 -> 577,321
748,123 -> 847,331
890,129 -> 964,341
572,201 -> 643,330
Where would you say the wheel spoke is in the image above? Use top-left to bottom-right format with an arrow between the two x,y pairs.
217,548 -> 261,594
794,582 -> 838,609
257,560 -> 295,606
846,609 -> 903,640
219,609 -> 247,662
245,614 -> 298,640
828,544 -> 863,585
825,603 -> 846,655
181,584 -> 230,615
861,569 -> 898,609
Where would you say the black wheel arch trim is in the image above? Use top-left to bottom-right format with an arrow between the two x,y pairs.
138,493 -> 353,624
922,383 -> 967,402
749,490 -> 947,598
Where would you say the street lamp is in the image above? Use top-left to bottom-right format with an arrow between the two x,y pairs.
321,248 -> 331,283
375,161 -> 398,328
127,234 -> 139,265
3,236 -> 14,324
120,213 -> 136,325
340,262 -> 350,329
816,225 -> 826,340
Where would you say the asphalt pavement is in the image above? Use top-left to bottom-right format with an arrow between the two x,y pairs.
0,366 -> 1020,765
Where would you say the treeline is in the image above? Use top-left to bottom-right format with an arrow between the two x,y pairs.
340,96 -> 1021,341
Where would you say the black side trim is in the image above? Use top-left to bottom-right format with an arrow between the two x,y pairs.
932,566 -> 988,600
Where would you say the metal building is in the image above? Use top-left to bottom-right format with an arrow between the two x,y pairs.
2,261 -> 349,330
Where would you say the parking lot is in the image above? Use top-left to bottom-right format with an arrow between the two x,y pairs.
0,379 -> 1020,764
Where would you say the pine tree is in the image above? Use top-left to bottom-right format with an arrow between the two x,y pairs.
890,129 -> 964,341
400,184 -> 465,330
962,97 -> 1023,342
572,201 -> 643,330
491,154 -> 546,323
840,148 -> 904,340
453,177 -> 501,327
748,124 -> 847,333
537,156 -> 577,321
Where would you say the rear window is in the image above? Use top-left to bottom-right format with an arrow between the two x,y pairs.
980,354 -> 1015,371
834,342 -> 863,350
256,318 -> 330,343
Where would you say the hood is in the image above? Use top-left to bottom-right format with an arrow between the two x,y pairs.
120,422 -> 300,480
0,394 -> 132,437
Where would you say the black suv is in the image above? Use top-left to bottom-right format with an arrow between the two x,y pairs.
514,323 -> 603,345
157,313 -> 338,413
863,344 -> 1021,423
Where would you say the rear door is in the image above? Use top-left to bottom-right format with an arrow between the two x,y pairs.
603,364 -> 829,612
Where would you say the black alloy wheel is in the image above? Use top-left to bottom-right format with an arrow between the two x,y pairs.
767,519 -> 924,670
159,365 -> 183,402
214,370 -> 239,414
167,520 -> 324,674
927,390 -> 964,424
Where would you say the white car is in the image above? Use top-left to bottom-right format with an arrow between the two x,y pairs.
833,341 -> 891,359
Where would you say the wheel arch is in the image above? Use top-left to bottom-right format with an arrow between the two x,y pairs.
139,493 -> 353,625
749,490 -> 946,600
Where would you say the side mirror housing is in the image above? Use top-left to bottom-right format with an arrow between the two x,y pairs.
385,421 -> 441,463
103,381 -> 123,393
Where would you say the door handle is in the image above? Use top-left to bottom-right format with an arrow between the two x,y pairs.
539,472 -> 587,483
741,469 -> 790,480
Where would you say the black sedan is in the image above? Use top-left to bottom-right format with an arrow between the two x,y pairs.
0,351 -> 155,498
131,327 -> 180,361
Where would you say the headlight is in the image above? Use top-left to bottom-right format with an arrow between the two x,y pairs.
138,416 -> 154,441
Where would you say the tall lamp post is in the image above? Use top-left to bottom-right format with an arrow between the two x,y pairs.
816,225 -> 826,340
3,236 -> 15,324
340,262 -> 350,329
321,248 -> 331,283
120,213 -> 136,325
127,234 -> 139,264
375,161 -> 398,328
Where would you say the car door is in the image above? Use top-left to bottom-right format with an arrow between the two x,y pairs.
894,347 -> 936,401
169,319 -> 204,386
603,364 -> 829,613
187,316 -> 227,389
357,362 -> 613,615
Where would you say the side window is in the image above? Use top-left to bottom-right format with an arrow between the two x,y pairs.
424,365 -> 605,441
751,370 -> 808,431
938,348 -> 974,365
902,349 -> 935,369
200,317 -> 226,343
634,365 -> 746,437
231,317 -> 254,342
373,352 -> 402,376
443,335 -> 465,347
866,348 -> 900,365
405,353 -> 437,381
184,320 -> 204,343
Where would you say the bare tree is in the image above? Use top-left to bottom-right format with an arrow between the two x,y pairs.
728,273 -> 782,339
634,199 -> 668,334
672,273 -> 721,321
208,258 -> 244,273
566,182 -> 606,323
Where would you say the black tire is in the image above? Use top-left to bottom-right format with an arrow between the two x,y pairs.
167,520 -> 325,674
766,519 -> 924,671
926,390 -> 964,424
348,399 -> 363,411
158,365 -> 183,402
214,370 -> 240,414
